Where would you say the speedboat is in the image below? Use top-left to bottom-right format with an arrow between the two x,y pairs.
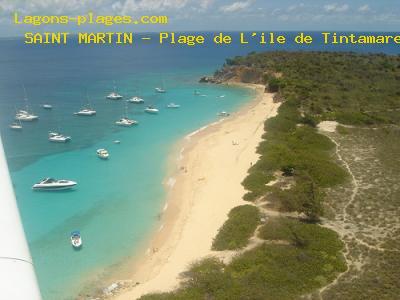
48,132 -> 71,143
106,92 -> 123,100
155,87 -> 166,93
166,103 -> 180,108
9,121 -> 22,130
97,149 -> 109,159
32,178 -> 77,190
70,231 -> 82,249
74,108 -> 96,116
15,110 -> 39,121
218,111 -> 230,117
115,118 -> 138,127
42,104 -> 53,109
144,106 -> 159,114
127,96 -> 144,103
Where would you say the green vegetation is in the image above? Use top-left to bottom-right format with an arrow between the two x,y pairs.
141,217 -> 346,300
141,52 -> 400,299
212,205 -> 260,251
242,99 -> 347,218
226,52 -> 400,126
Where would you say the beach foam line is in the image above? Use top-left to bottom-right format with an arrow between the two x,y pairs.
166,177 -> 176,188
185,119 -> 225,140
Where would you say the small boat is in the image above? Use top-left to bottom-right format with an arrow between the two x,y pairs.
166,103 -> 180,108
15,110 -> 39,121
155,87 -> 166,93
70,231 -> 82,249
106,92 -> 123,100
16,86 -> 39,121
97,149 -> 109,159
32,178 -> 77,190
144,106 -> 159,114
9,120 -> 22,130
114,140 -> 121,144
74,108 -> 96,116
42,104 -> 53,109
127,96 -> 144,103
48,132 -> 71,143
106,82 -> 123,100
115,118 -> 138,127
217,111 -> 230,117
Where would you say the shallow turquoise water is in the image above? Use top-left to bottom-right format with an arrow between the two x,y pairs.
2,51 -> 253,298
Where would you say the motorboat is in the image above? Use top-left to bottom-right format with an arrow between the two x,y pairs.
97,149 -> 109,159
115,117 -> 138,127
155,87 -> 166,93
9,121 -> 22,130
74,108 -> 96,116
48,132 -> 71,143
218,111 -> 230,117
15,110 -> 39,121
70,231 -> 82,249
106,92 -> 123,100
144,106 -> 159,114
127,96 -> 144,103
32,178 -> 77,190
113,140 -> 121,144
166,103 -> 180,108
42,104 -> 53,109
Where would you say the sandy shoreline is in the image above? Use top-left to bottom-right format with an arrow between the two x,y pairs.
108,83 -> 280,299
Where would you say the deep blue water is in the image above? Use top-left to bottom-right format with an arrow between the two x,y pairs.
0,32 -> 399,299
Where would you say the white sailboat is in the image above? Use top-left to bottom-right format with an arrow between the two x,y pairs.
9,119 -> 22,130
15,86 -> 39,121
106,82 -> 123,100
127,96 -> 144,103
74,95 -> 96,116
115,104 -> 138,126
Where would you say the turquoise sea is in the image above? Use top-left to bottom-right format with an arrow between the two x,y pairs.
1,32 -> 399,299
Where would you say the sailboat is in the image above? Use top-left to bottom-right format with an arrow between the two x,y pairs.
106,81 -> 123,100
74,94 -> 96,116
15,86 -> 39,121
9,119 -> 22,130
115,103 -> 138,126
155,80 -> 166,93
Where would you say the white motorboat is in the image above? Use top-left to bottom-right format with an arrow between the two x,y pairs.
15,110 -> 39,121
48,132 -> 71,143
166,103 -> 180,108
97,149 -> 109,159
74,108 -> 96,116
42,104 -> 53,109
127,96 -> 144,103
217,111 -> 230,117
144,106 -> 159,114
115,117 -> 138,127
9,120 -> 22,130
70,231 -> 82,249
155,87 -> 166,93
32,178 -> 77,190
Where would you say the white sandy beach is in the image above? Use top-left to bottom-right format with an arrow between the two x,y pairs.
111,84 -> 280,299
